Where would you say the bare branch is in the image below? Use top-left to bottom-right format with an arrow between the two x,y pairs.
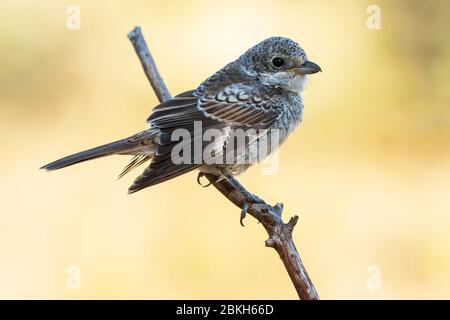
204,174 -> 319,300
128,27 -> 172,102
127,26 -> 319,300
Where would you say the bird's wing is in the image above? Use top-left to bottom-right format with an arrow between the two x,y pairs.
128,66 -> 284,193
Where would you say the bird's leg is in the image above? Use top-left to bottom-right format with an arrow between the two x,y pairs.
221,175 -> 266,226
226,175 -> 264,204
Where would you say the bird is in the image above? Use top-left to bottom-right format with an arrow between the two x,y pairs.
41,36 -> 321,194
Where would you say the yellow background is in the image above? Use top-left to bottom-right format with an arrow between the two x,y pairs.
1,0 -> 449,299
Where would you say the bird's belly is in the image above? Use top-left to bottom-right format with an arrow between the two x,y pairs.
199,111 -> 303,177
199,95 -> 303,177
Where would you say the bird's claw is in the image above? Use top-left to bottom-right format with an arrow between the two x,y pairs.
237,181 -> 268,226
240,195 -> 265,227
197,173 -> 264,227
240,202 -> 249,227
197,172 -> 212,187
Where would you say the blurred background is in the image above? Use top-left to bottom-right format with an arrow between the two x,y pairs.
0,0 -> 449,299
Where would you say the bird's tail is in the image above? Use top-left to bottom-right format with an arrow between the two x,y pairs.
41,130 -> 156,171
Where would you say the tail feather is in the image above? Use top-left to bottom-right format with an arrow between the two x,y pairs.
41,130 -> 156,171
117,155 -> 151,179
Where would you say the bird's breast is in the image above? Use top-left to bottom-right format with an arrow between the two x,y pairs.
272,93 -> 304,144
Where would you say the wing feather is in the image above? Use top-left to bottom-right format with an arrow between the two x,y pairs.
129,64 -> 285,192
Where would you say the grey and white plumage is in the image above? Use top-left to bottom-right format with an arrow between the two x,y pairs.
41,36 -> 321,193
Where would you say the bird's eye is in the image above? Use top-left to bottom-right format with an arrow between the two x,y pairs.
271,57 -> 285,68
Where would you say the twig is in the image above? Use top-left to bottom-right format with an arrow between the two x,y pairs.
127,26 -> 319,300
127,27 -> 172,102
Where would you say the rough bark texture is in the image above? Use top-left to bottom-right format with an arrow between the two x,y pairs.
127,26 -> 319,300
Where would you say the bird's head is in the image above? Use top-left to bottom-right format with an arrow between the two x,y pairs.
239,37 -> 321,93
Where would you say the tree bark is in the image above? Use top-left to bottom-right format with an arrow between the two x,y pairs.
127,26 -> 319,300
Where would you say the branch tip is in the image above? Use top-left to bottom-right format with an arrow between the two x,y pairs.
273,203 -> 284,216
127,26 -> 140,41
265,238 -> 276,248
286,215 -> 299,233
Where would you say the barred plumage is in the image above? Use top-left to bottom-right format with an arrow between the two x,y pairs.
42,36 -> 321,194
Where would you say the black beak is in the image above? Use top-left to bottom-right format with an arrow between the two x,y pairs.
294,60 -> 322,75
